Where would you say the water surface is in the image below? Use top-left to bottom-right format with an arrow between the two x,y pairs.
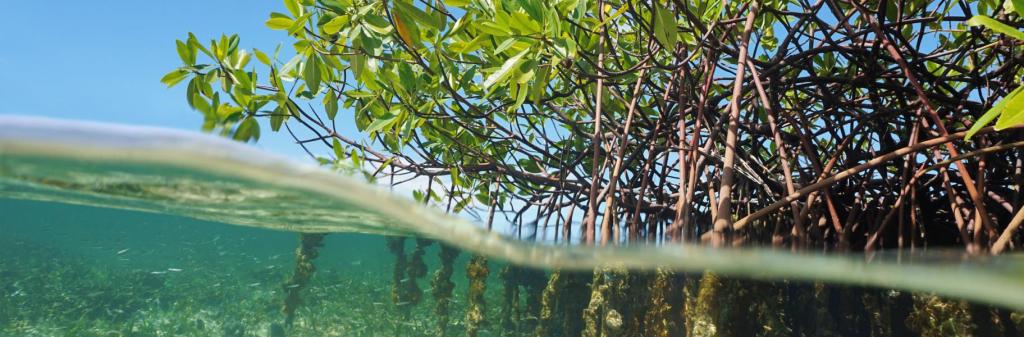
2,116 -> 1022,336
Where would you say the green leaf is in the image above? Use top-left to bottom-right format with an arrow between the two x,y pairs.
996,86 -> 1024,129
266,17 -> 295,30
966,85 -> 1024,139
531,64 -> 549,106
234,117 -> 260,141
160,69 -> 190,87
518,158 -> 542,173
188,32 -> 212,58
597,5 -> 629,28
507,11 -> 540,34
450,166 -> 461,186
493,38 -> 518,55
186,78 -> 198,107
175,40 -> 195,66
350,149 -> 362,168
654,4 -> 677,49
270,111 -> 285,131
967,15 -> 1024,41
443,0 -> 470,7
234,49 -> 251,69
1012,0 -> 1024,16
230,69 -> 251,91
323,15 -> 349,34
210,92 -> 221,118
284,0 -> 303,17
345,90 -> 376,98
483,49 -> 529,90
477,21 -> 510,36
364,112 -> 397,133
364,14 -> 393,35
332,138 -> 344,159
192,93 -> 212,115
254,48 -> 272,66
303,55 -> 321,94
394,0 -> 443,30
392,12 -> 419,47
288,13 -> 312,35
325,91 -> 339,119
513,83 -> 528,109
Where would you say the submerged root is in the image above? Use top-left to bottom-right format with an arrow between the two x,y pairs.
431,244 -> 458,337
499,266 -> 520,335
906,294 -> 1023,337
536,270 -> 563,336
582,266 -> 630,337
581,270 -> 605,337
642,268 -> 682,337
498,265 -> 547,335
560,272 -> 592,336
386,237 -> 413,318
465,254 -> 489,337
692,272 -> 754,337
404,238 -> 432,306
521,267 -> 546,333
281,233 -> 326,326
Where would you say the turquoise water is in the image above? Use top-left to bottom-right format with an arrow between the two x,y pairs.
2,117 -> 1023,336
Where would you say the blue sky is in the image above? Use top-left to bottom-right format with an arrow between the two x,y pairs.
0,1 -> 507,230
0,1 -> 309,157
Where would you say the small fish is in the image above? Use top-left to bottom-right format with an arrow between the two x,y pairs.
285,284 -> 300,289
116,249 -> 130,255
248,282 -> 261,287
167,268 -> 183,272
150,271 -> 167,275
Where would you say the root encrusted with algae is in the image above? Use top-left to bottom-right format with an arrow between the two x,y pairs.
498,265 -> 546,335
582,266 -> 629,337
282,233 -> 326,326
560,271 -> 592,336
431,244 -> 458,337
405,238 -> 432,306
385,236 -> 416,318
642,268 -> 682,337
906,294 -> 1023,336
499,266 -> 519,335
535,270 -> 562,336
465,254 -> 489,337
521,267 -> 546,332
